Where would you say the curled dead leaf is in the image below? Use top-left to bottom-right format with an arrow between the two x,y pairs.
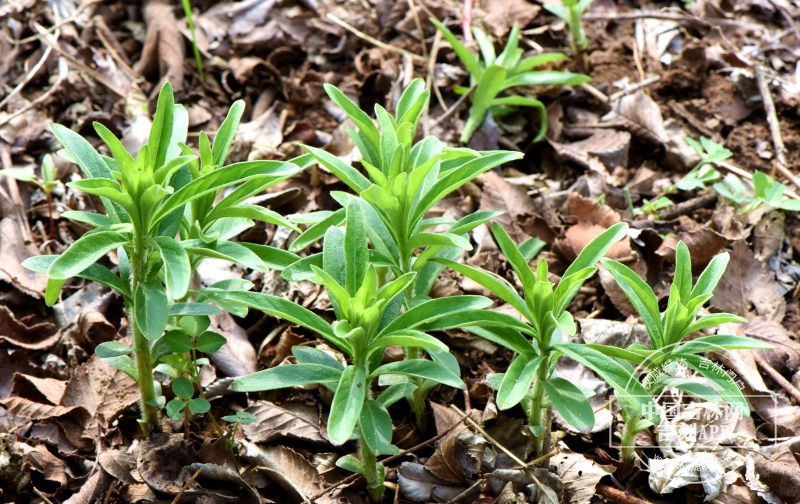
0,305 -> 60,350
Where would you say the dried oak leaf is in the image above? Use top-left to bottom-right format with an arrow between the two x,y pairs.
397,462 -> 468,502
0,350 -> 40,399
479,171 -> 554,244
0,217 -> 47,297
240,441 -> 326,502
137,433 -> 195,494
242,400 -> 327,444
97,448 -> 138,484
744,318 -> 800,375
754,446 -> 800,503
0,396 -> 94,450
549,448 -> 614,504
63,469 -> 111,504
24,443 -> 68,495
0,305 -> 60,350
10,374 -> 66,405
711,241 -> 785,322
656,226 -> 730,267
183,463 -> 260,504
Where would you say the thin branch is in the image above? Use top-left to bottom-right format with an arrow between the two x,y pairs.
430,85 -> 475,130
326,13 -> 427,63
171,467 -> 203,504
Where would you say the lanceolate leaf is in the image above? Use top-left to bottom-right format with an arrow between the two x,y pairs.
371,360 -> 464,388
360,399 -> 393,453
46,232 -> 128,280
149,236 -> 191,299
497,352 -> 543,409
23,256 -> 130,298
134,280 -> 168,340
232,364 -> 343,392
678,335 -> 772,355
344,202 -> 368,296
328,366 -> 367,445
565,222 -> 629,278
377,296 -> 493,336
542,377 -> 595,432
600,258 -> 663,348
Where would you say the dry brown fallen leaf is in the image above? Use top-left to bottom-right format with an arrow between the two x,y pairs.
242,400 -> 328,444
479,170 -> 555,245
61,354 -> 140,428
24,443 -> 68,495
754,445 -> 800,502
555,193 -> 631,262
656,225 -> 731,267
480,0 -> 541,37
550,447 -> 615,504
207,312 -> 257,377
240,440 -> 327,503
0,305 -> 60,350
744,318 -> 800,375
712,241 -> 786,322
9,374 -> 66,406
0,217 -> 47,297
135,0 -> 184,92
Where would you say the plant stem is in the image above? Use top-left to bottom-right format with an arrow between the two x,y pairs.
360,440 -> 384,501
620,415 -> 640,464
131,237 -> 159,433
528,361 -> 550,455
410,384 -> 428,432
45,191 -> 55,240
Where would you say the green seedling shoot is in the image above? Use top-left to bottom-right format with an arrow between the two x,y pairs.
1,154 -> 60,239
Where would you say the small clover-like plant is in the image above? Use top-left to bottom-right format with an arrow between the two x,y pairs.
543,0 -> 594,58
592,242 -> 772,463
675,136 -> 731,191
204,202 -> 485,500
435,222 -> 659,454
632,196 -> 674,217
23,82 -> 304,432
221,411 -> 257,449
715,170 -> 800,213
1,154 -> 60,239
431,20 -> 590,143
287,79 -> 522,426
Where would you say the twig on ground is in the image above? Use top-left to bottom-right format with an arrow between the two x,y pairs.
596,483 -> 653,504
0,45 -> 52,110
326,13 -> 426,62
753,352 -> 800,404
430,85 -> 475,130
657,192 -> 718,221
406,0 -> 427,57
171,467 -> 203,504
93,15 -> 136,76
0,57 -> 69,129
583,10 -> 762,32
307,411 -> 471,502
754,65 -> 800,193
5,0 -> 102,45
33,487 -> 55,504
445,478 -> 485,504
102,480 -> 118,504
609,75 -> 661,101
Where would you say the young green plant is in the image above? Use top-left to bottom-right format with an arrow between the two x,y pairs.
675,136 -> 731,191
543,0 -> 594,59
1,154 -> 60,239
592,242 -> 772,463
434,222 -> 659,454
287,78 -> 522,426
23,82 -> 303,432
431,20 -> 590,143
204,201 -> 482,500
714,170 -> 800,213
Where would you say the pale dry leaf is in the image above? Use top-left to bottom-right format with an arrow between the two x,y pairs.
711,241 -> 785,322
479,171 -> 542,244
135,0 -> 184,91
63,469 -> 111,504
24,443 -> 68,494
753,446 -> 800,503
397,462 -> 468,502
481,0 -> 541,37
242,400 -> 327,444
240,441 -> 326,502
649,452 -> 726,500
0,217 -> 47,297
549,447 -> 613,504
656,226 -> 730,267
208,312 -> 257,377
98,448 -> 138,484
0,305 -> 60,350
744,318 -> 800,374
9,374 -> 66,405
61,354 -> 139,427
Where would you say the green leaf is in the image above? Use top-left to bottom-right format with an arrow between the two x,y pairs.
207,204 -> 299,232
196,331 -> 227,353
95,341 -> 134,358
489,96 -> 548,141
659,378 -> 721,403
554,342 -> 660,422
543,377 -> 595,432
462,65 -> 506,143
61,211 -> 112,228
336,455 -> 364,475
149,82 -> 175,169
600,258 -> 663,348
328,365 -> 367,445
289,208 -> 346,252
673,241 -> 692,302
371,360 -> 464,388
188,397 -> 211,414
377,383 -> 418,407
497,352 -> 544,409
173,376 -> 194,399
583,344 -> 647,365
180,315 -> 210,337
429,18 -> 482,77
168,303 -> 222,317
378,296 -> 493,337
360,399 -> 393,453
233,363 -> 343,392
690,252 -> 729,300
323,84 -> 380,150
679,354 -> 749,415
434,259 -> 531,321
344,201 -> 368,296
0,168 -> 37,183
46,231 -> 128,280
101,355 -> 137,381
166,398 -> 186,419
369,330 -> 448,352
149,236 -> 191,299
134,279 -> 168,340
292,346 -> 345,371
500,70 -> 591,91
236,243 -> 299,271
492,222 -> 535,291
182,240 -> 267,272
23,255 -> 130,299
407,232 -> 471,253
513,52 -> 568,74
213,100 -> 245,166
681,314 -> 747,338
164,330 -> 193,353
151,160 -> 300,226
472,26 -> 496,65
678,335 -> 772,355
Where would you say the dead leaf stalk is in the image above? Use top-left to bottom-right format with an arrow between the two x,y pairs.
256,466 -> 312,504
755,65 -> 800,192
430,85 -> 476,130
595,483 -> 651,504
325,14 -> 427,63
445,478 -> 485,504
753,352 -> 800,404
171,467 -> 203,504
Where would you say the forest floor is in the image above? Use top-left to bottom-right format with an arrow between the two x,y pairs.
2,0 -> 800,502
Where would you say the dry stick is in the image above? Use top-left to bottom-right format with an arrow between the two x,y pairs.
657,192 -> 718,221
450,405 -> 558,504
430,85 -> 475,130
595,483 -> 653,504
325,13 -> 427,63
94,18 -> 136,76
0,44 -> 51,110
33,487 -> 55,504
306,411 -> 470,502
445,478 -> 485,504
6,0 -> 102,45
171,467 -> 203,504
753,352 -> 800,404
406,0 -> 428,58
754,65 -> 800,193
102,480 -> 118,504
